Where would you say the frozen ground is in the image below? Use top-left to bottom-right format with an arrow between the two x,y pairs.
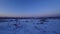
0,19 -> 60,34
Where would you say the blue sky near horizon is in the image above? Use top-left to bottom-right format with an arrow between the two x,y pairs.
0,0 -> 60,17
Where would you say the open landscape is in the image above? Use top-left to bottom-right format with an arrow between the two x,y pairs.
0,17 -> 60,34
0,0 -> 60,34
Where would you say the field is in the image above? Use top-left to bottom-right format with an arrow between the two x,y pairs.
0,18 -> 60,34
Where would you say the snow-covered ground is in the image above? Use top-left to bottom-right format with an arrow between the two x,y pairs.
0,19 -> 60,34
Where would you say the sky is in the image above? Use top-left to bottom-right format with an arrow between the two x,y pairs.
0,0 -> 60,17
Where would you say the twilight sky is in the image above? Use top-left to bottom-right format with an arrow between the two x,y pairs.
0,0 -> 60,17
